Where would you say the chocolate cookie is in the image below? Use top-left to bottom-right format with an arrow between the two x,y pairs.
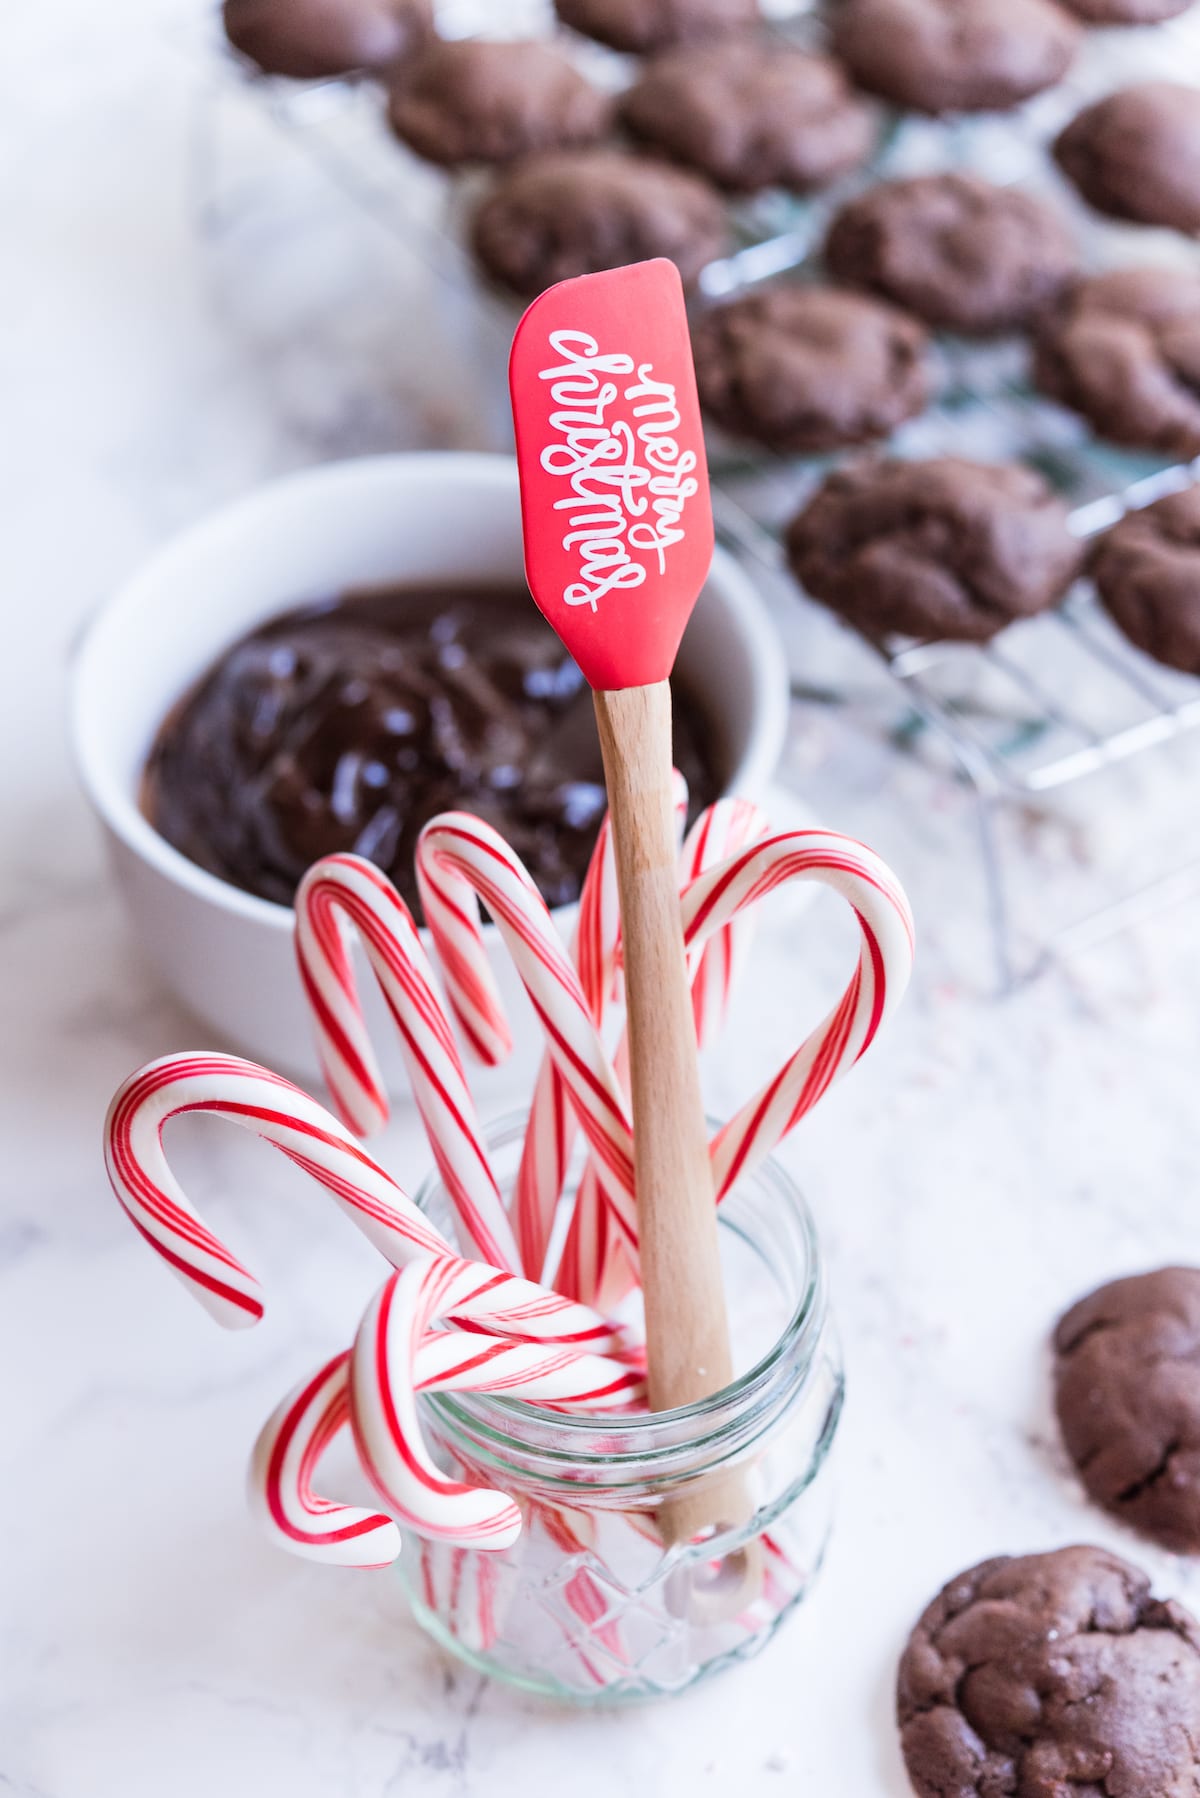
1034,268 -> 1200,458
691,286 -> 931,453
222,0 -> 432,78
1092,489 -> 1200,675
831,0 -> 1080,115
1055,1269 -> 1200,1551
898,1546 -> 1200,1798
386,40 -> 611,167
619,43 -> 875,196
469,150 -> 727,299
553,0 -> 760,52
1058,0 -> 1194,22
1054,82 -> 1200,235
824,174 -> 1077,337
786,457 -> 1083,643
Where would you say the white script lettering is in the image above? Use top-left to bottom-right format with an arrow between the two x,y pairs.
537,333 -> 698,611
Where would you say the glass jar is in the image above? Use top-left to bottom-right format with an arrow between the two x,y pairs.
402,1115 -> 844,1704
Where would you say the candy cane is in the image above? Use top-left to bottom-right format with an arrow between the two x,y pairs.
351,1260 -> 644,1550
103,1052 -> 449,1328
295,855 -> 519,1272
248,1271 -> 637,1570
559,795 -> 771,1306
250,1353 -> 810,1689
512,1060 -> 571,1284
535,1503 -> 629,1679
552,1081 -> 627,1306
681,830 -> 915,1200
413,1329 -> 639,1398
681,796 -> 771,1044
103,1051 -> 630,1345
423,1544 -> 501,1655
508,814 -> 620,1282
284,821 -> 912,1300
417,1249 -> 641,1677
413,1253 -> 635,1356
415,1486 -> 616,1671
248,1351 -> 401,1569
419,819 -> 913,1260
512,777 -> 691,1285
417,815 -> 641,1254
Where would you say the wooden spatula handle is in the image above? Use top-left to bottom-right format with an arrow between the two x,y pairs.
594,683 -> 758,1578
594,683 -> 758,1579
594,681 -> 732,1413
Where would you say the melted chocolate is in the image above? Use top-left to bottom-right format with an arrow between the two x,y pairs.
142,583 -> 724,917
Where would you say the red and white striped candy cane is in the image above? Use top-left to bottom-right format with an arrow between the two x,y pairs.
541,824 -> 913,1251
248,1350 -> 401,1569
559,794 -> 772,1307
412,1243 -> 644,1676
418,820 -> 913,1275
512,1056 -> 572,1285
398,1253 -> 636,1357
413,1329 -> 640,1400
248,1272 -> 636,1570
103,1053 -> 448,1328
680,830 -> 915,1200
681,796 -> 771,1044
513,776 -> 690,1285
418,1542 -> 502,1655
508,811 -> 621,1283
351,1259 -> 644,1550
416,815 -> 640,1255
417,1501 -> 603,1668
295,855 -> 519,1273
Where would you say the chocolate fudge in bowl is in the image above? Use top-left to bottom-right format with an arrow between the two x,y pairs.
142,583 -> 723,920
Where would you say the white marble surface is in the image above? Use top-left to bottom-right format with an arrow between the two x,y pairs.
7,4 -> 1200,1794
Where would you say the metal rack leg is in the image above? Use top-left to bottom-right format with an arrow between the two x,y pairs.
875,678 -> 1022,996
972,784 -> 1020,996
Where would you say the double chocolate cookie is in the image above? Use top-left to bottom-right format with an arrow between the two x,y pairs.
222,0 -> 432,78
1034,268 -> 1200,458
786,457 -> 1083,643
1058,0 -> 1194,20
691,286 -> 931,453
470,149 -> 727,299
1055,82 -> 1200,235
831,0 -> 1079,116
620,43 -> 875,196
386,40 -> 611,167
1091,489 -> 1200,675
824,174 -> 1077,337
899,1546 -> 1200,1798
1055,1269 -> 1200,1551
553,0 -> 760,52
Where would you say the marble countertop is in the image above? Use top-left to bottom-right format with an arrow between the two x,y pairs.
7,4 -> 1200,1793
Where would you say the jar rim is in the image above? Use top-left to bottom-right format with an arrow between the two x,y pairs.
416,1111 -> 824,1470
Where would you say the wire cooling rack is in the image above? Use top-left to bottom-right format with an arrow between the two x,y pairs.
710,453 -> 1200,986
186,1 -> 1200,987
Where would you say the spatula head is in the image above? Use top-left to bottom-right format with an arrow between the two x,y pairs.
509,259 -> 713,693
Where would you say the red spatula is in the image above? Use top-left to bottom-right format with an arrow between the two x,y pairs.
510,260 -> 751,1565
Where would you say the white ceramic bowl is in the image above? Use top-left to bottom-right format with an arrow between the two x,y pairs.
71,453 -> 788,1096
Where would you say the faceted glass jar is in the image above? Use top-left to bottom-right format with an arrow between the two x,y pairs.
405,1116 -> 844,1704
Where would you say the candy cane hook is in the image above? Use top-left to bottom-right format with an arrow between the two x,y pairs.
295,855 -> 519,1272
104,1053 -> 448,1328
